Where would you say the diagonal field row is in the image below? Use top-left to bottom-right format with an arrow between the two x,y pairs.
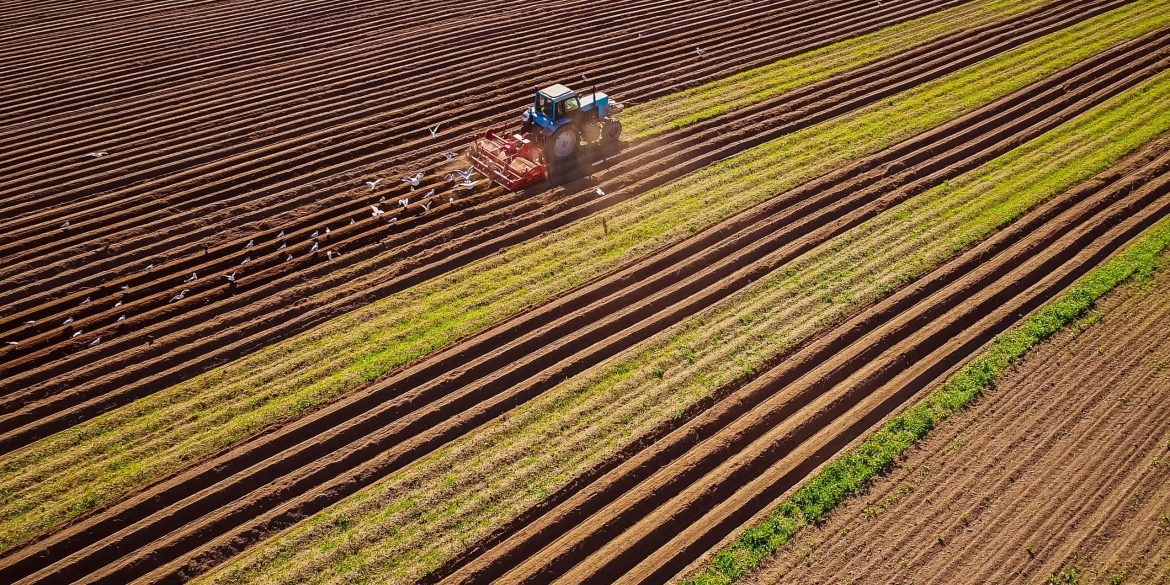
3,19 -> 1163,585
0,0 -> 1099,451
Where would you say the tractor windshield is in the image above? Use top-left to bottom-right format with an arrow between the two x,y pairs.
558,97 -> 580,118
536,95 -> 554,119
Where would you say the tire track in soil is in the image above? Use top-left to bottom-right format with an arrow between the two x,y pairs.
0,0 -> 1123,452
743,268 -> 1170,585
1,17 -> 1158,585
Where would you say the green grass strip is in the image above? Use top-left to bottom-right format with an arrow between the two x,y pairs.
197,65 -> 1170,585
683,218 -> 1170,585
1,0 -> 1164,553
621,0 -> 1056,138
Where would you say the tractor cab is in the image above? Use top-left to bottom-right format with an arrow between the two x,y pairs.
521,83 -> 623,160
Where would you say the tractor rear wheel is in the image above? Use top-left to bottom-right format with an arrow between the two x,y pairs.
550,126 -> 579,160
603,119 -> 622,142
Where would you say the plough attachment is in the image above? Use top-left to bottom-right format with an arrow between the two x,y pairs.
468,129 -> 548,191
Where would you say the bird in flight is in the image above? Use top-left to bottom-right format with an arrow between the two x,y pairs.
455,180 -> 482,190
224,272 -> 238,282
429,124 -> 441,139
366,178 -> 383,191
454,168 -> 476,181
399,198 -> 410,208
401,173 -> 424,188
371,205 -> 385,217
696,47 -> 705,56
595,187 -> 605,197
441,152 -> 458,163
422,200 -> 433,213
86,151 -> 108,158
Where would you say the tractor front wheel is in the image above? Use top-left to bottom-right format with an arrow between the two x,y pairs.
603,119 -> 622,142
550,126 -> 579,160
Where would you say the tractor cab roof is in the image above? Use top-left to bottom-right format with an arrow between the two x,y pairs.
539,83 -> 575,100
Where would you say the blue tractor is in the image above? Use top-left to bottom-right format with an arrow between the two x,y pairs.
469,84 -> 623,190
520,83 -> 624,161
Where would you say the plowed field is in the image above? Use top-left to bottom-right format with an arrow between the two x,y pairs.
742,262 -> 1170,585
2,0 -> 1168,583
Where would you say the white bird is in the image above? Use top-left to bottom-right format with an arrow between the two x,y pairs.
349,218 -> 355,225
449,197 -> 455,204
23,320 -> 35,326
285,254 -> 294,262
185,273 -> 198,283
325,227 -> 331,235
424,188 -> 436,199
86,151 -> 107,158
455,180 -> 482,190
244,239 -> 254,250
121,285 -> 130,291
444,173 -> 455,182
366,178 -> 383,191
378,195 -> 386,203
278,242 -> 287,251
144,264 -> 154,272
429,124 -> 441,139
311,229 -> 319,239
399,198 -> 409,208
60,220 -> 70,230
63,317 -> 74,326
455,168 -> 476,181
401,173 -> 424,188
422,200 -> 433,213
309,241 -> 319,253
90,336 -> 101,346
114,300 -> 123,308
73,330 -> 83,338
387,217 -> 398,225
595,187 -> 605,197
224,272 -> 237,282
80,297 -> 91,306
441,152 -> 458,162
241,257 -> 251,266
170,289 -> 189,303
278,230 -> 285,238
581,73 -> 589,82
327,250 -> 336,261
696,47 -> 705,56
117,315 -> 126,322
4,341 -> 16,347
371,205 -> 385,217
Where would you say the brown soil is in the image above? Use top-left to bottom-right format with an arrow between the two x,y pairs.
0,0 -> 972,449
742,261 -> 1170,585
0,2 -> 1162,584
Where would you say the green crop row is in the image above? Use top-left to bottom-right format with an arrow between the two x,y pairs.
199,28 -> 1170,585
683,174 -> 1170,585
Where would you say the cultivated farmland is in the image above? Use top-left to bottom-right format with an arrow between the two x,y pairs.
1,0 -> 1168,583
